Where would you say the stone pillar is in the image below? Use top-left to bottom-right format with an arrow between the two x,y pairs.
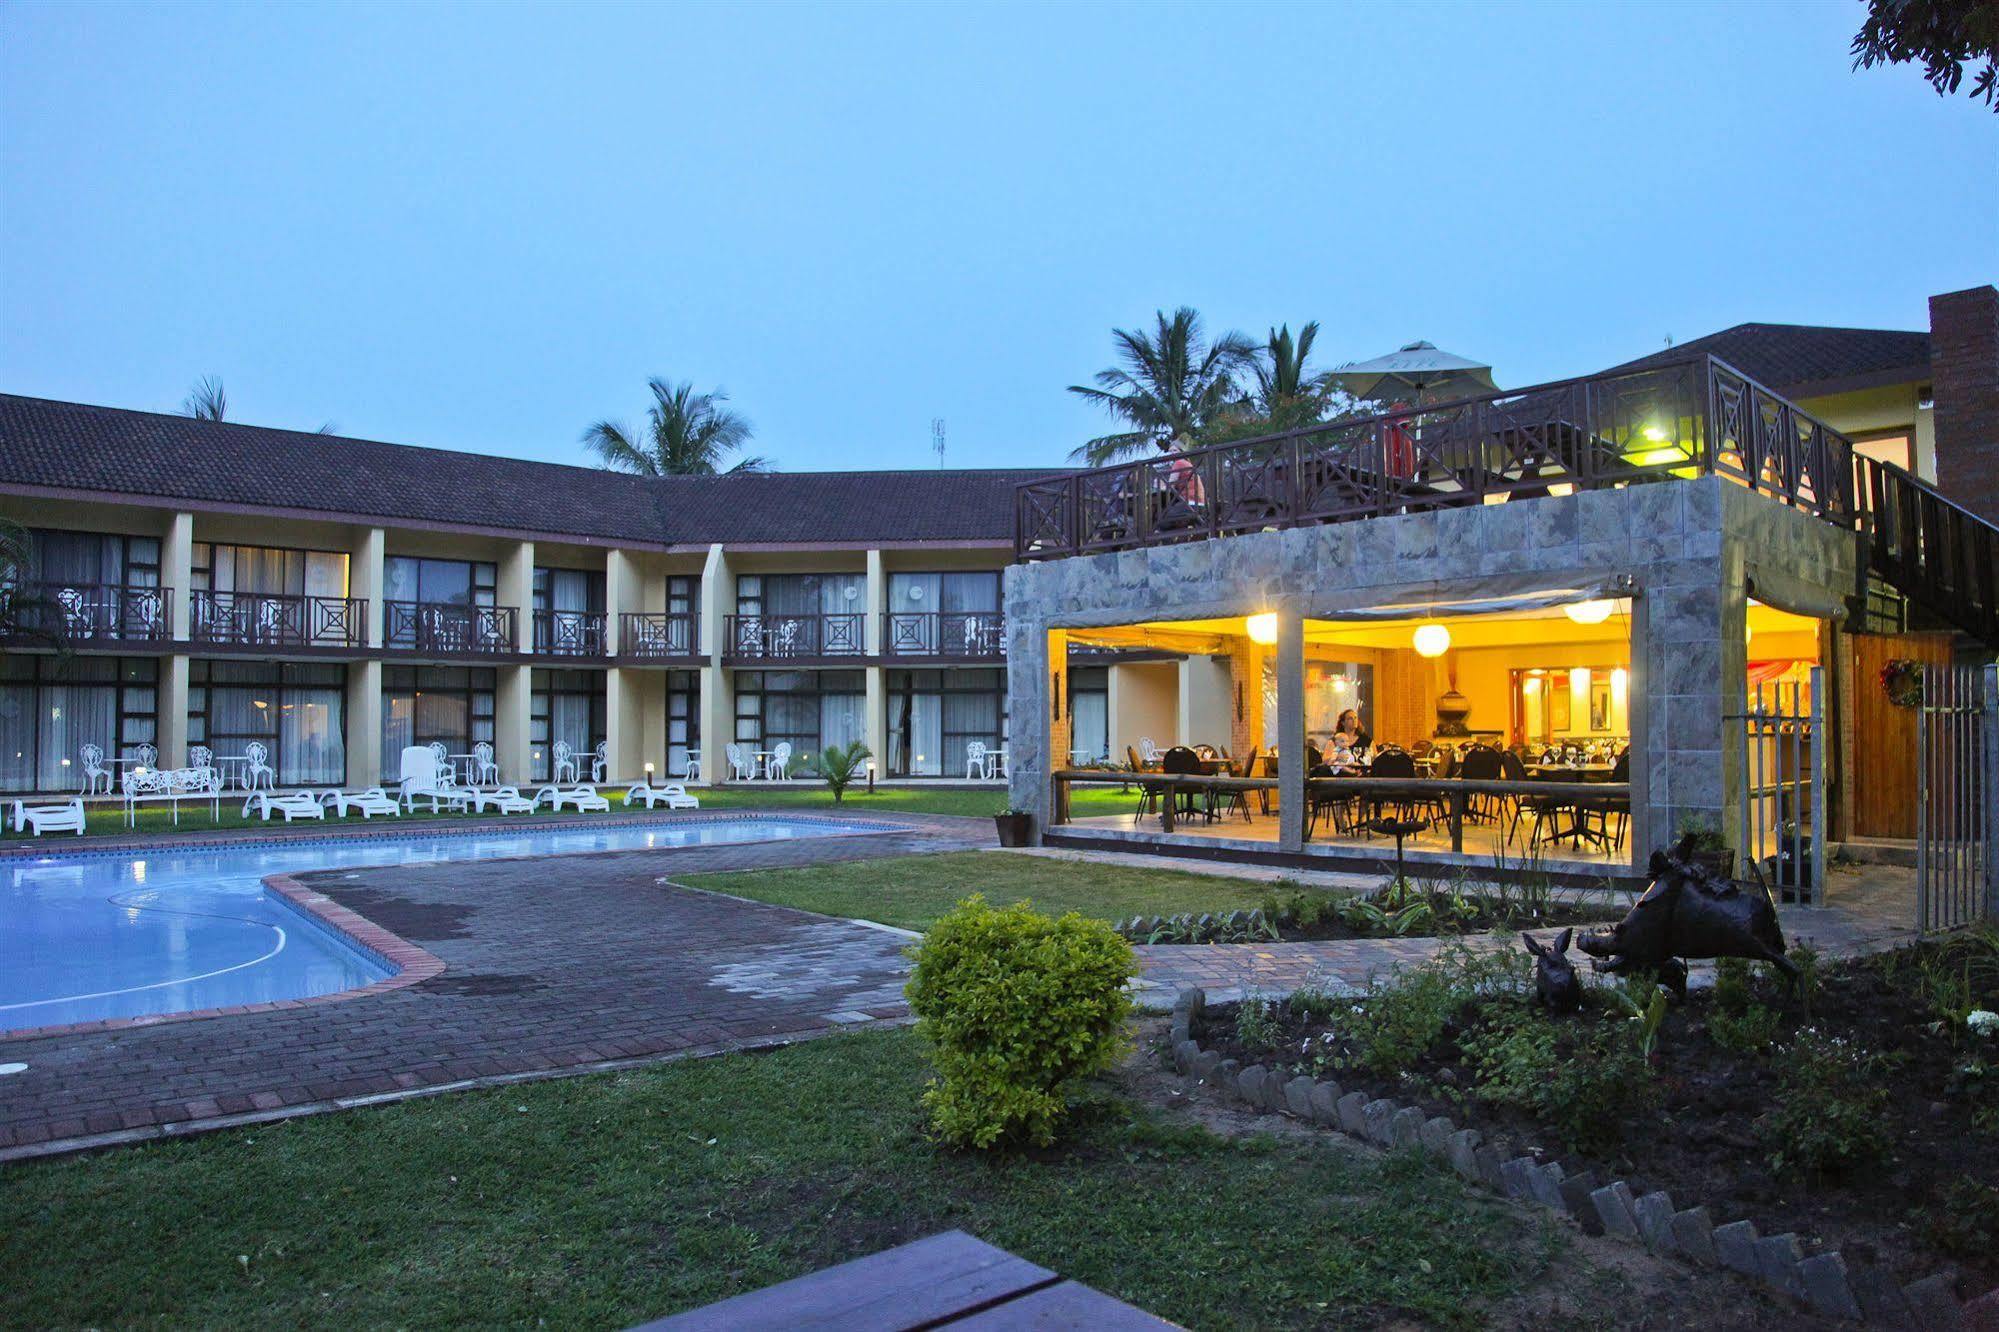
163,511 -> 194,641
1004,603 -> 1055,840
1930,285 -> 1999,523
352,527 -> 385,648
499,540 -> 535,653
1276,604 -> 1306,850
497,664 -> 533,785
345,659 -> 382,786
160,653 -> 190,769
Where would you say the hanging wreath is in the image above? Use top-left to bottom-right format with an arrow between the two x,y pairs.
1880,658 -> 1925,708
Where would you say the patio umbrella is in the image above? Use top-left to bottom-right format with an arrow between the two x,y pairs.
1330,340 -> 1497,407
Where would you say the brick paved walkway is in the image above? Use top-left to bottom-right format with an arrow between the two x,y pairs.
0,816 -> 988,1160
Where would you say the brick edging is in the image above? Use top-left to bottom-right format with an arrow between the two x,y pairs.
1166,987 -> 1996,1329
0,874 -> 446,1045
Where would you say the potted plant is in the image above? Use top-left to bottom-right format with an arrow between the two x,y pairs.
1674,814 -> 1733,879
993,805 -> 1033,847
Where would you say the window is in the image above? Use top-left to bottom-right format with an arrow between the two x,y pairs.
736,573 -> 865,616
887,571 -> 1000,615
1068,666 -> 1109,766
886,668 -> 1006,776
666,575 -> 697,618
191,543 -> 348,598
533,567 -> 605,616
0,656 -> 158,792
380,666 -> 495,781
1854,434 -> 1912,473
14,529 -> 160,589
384,557 -> 496,607
732,670 -> 865,757
666,669 -> 700,777
189,661 -> 346,786
530,669 -> 605,782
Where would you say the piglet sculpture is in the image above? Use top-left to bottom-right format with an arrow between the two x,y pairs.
1521,927 -> 1581,1013
1575,835 -> 1795,999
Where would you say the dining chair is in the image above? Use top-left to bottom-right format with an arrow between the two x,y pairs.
78,743 -> 112,795
471,740 -> 500,785
243,741 -> 276,791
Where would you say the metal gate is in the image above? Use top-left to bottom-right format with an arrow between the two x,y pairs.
1916,662 -> 1998,934
1728,667 -> 1824,905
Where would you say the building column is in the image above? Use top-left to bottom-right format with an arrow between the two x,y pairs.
698,544 -> 732,781
865,548 -> 886,655
1276,603 -> 1307,851
352,527 -> 385,648
865,665 -> 887,778
160,653 -> 190,769
163,511 -> 194,641
345,659 -> 382,786
1004,619 -> 1057,840
499,540 -> 535,652
606,666 -> 645,784
497,664 -> 533,786
605,549 -> 636,656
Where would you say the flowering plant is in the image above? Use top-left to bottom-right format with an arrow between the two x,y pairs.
1970,1009 -> 1999,1038
1880,658 -> 1925,708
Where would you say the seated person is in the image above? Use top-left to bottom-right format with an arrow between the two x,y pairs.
1330,709 -> 1370,764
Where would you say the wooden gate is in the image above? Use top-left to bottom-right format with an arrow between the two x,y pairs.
1916,662 -> 1998,935
1845,632 -> 1955,838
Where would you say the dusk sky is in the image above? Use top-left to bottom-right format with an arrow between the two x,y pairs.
2,1 -> 1992,473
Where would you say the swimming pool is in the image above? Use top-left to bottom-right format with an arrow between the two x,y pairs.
0,817 -> 886,1036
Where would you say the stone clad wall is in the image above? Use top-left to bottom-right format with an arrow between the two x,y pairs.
1007,476 -> 1859,860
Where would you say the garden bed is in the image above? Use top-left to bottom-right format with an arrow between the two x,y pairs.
1118,878 -> 1623,945
1195,927 -> 1999,1301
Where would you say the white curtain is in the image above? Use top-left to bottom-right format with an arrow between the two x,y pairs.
305,552 -> 348,600
820,691 -> 865,753
1070,691 -> 1108,764
280,689 -> 345,784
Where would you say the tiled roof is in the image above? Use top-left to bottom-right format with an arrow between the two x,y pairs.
0,393 -> 1051,545
1608,322 -> 1931,397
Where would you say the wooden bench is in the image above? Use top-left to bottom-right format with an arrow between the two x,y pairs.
631,1229 -> 1177,1330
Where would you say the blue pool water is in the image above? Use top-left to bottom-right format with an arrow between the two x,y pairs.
0,817 -> 882,1036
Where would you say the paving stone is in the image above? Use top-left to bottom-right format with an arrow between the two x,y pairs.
1189,1050 -> 1222,1083
1713,1220 -> 1762,1277
1526,1162 -> 1567,1211
1902,1274 -> 1967,1332
1262,1071 -> 1290,1112
1473,1144 -> 1507,1192
1283,1076 -> 1316,1119
1755,1233 -> 1807,1302
1668,1207 -> 1716,1266
1797,1252 -> 1864,1321
1337,1091 -> 1369,1136
1173,1040 -> 1199,1075
1236,1065 -> 1269,1108
1591,1182 -> 1640,1240
1500,1156 -> 1536,1201
1215,1058 -> 1240,1084
1632,1190 -> 1677,1253
1559,1176 -> 1604,1233
1848,1264 -> 1914,1326
1389,1106 -> 1425,1149
1419,1116 -> 1454,1157
1447,1128 -> 1483,1182
1361,1099 -> 1398,1147
1307,1082 -> 1341,1127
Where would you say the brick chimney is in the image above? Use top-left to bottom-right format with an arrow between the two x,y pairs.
1930,285 -> 1999,523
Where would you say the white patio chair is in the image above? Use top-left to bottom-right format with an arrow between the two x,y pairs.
553,740 -> 581,784
321,788 -> 402,818
55,586 -> 88,634
773,620 -> 800,656
255,598 -> 287,643
533,784 -> 609,813
628,781 -> 699,810
129,742 -> 159,772
243,790 -> 324,822
590,740 -> 608,783
965,740 -> 989,780
684,752 -> 703,784
243,741 -> 275,791
15,797 -> 85,836
78,743 -> 111,795
470,740 -> 500,785
769,741 -> 793,780
1138,738 -> 1160,764
726,743 -> 752,781
468,786 -> 535,815
130,587 -> 163,636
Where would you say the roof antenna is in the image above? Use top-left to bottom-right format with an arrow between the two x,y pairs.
931,418 -> 946,468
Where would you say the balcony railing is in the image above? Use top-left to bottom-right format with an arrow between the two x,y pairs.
882,611 -> 1006,659
385,600 -> 518,655
1014,355 -> 1863,561
189,590 -> 366,648
0,582 -> 173,644
619,611 -> 700,658
723,612 -> 867,660
533,609 -> 607,657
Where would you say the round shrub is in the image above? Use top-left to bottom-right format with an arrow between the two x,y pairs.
905,893 -> 1136,1149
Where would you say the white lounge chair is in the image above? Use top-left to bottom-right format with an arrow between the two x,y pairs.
534,784 -> 609,813
468,786 -> 535,815
399,745 -> 470,812
321,788 -> 402,818
627,782 -> 698,810
244,791 -> 325,822
14,797 -> 85,836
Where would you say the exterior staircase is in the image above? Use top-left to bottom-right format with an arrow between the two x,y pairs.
1859,455 -> 1999,647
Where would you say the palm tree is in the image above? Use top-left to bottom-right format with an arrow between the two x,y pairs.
181,376 -> 227,421
1067,308 -> 1256,465
582,377 -> 768,475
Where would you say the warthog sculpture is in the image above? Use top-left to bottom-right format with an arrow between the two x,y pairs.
1575,836 -> 1795,998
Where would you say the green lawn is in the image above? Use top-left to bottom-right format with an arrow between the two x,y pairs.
677,848 -> 1274,931
3,782 -> 1143,844
0,1029 -> 1552,1329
